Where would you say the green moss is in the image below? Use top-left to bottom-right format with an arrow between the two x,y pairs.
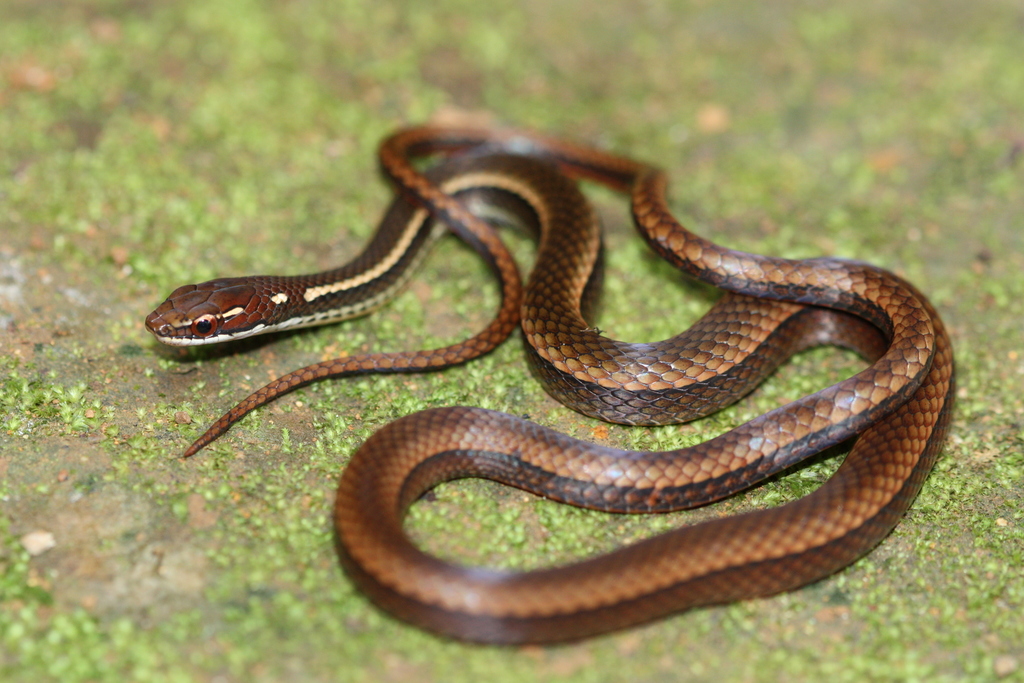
1,0 -> 1022,681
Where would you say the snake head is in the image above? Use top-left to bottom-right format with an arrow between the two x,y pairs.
145,278 -> 262,346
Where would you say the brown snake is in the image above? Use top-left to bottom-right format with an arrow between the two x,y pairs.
146,126 -> 955,644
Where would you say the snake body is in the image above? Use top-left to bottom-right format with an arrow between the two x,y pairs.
145,126 -> 954,643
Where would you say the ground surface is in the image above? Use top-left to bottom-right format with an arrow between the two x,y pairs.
1,1 -> 1022,681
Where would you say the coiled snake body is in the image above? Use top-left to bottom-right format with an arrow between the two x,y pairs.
146,126 -> 954,643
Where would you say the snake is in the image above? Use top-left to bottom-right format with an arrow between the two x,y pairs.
145,125 -> 955,644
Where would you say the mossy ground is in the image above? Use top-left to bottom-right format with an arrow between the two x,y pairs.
1,1 -> 1021,681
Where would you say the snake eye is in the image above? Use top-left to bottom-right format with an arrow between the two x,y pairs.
192,315 -> 217,337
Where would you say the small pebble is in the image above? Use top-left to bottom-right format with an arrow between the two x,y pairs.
20,531 -> 56,556
994,655 -> 1018,678
109,245 -> 129,266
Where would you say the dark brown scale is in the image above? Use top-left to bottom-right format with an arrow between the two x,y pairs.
527,297 -> 887,425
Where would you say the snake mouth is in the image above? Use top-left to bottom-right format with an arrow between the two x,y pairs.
144,306 -> 195,345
